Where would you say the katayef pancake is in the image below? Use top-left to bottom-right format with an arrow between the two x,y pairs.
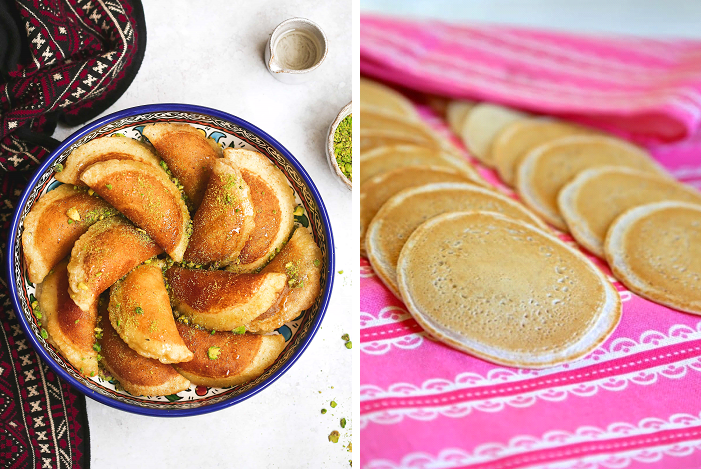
397,211 -> 621,368
461,103 -> 528,167
517,135 -> 666,230
360,77 -> 417,118
604,201 -> 701,315
365,182 -> 548,298
446,99 -> 476,135
359,165 -> 486,257
492,119 -> 595,186
360,145 -> 480,186
559,167 -> 701,257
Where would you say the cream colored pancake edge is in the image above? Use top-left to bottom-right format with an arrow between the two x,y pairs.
604,201 -> 701,315
397,211 -> 622,368
461,103 -> 528,167
365,182 -> 550,301
360,79 -> 417,118
446,100 -> 475,135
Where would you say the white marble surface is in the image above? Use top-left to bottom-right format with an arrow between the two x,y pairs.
53,1 -> 353,467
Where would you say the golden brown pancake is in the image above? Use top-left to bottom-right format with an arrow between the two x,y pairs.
461,103 -> 528,167
492,119 -> 595,186
397,211 -> 621,368
559,167 -> 701,257
360,78 -> 417,118
246,228 -> 322,333
99,309 -> 191,396
55,135 -> 161,186
366,182 -> 548,298
359,165 -> 484,257
174,322 -> 286,387
184,159 -> 255,266
109,263 -> 193,364
361,108 -> 441,145
223,148 -> 295,272
360,145 -> 480,186
22,184 -> 118,284
517,135 -> 666,230
604,202 -> 701,315
142,123 -> 221,209
446,100 -> 476,135
81,159 -> 191,262
165,267 -> 287,331
37,260 -> 98,377
67,217 -> 163,311
360,130 -> 438,156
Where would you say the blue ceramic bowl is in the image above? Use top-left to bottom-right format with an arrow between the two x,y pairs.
7,104 -> 334,416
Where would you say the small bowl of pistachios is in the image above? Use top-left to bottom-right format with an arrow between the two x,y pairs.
326,102 -> 352,190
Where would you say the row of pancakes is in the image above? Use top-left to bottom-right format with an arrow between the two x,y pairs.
359,78 -> 701,368
23,123 -> 322,395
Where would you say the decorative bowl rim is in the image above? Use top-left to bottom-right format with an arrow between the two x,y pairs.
6,103 -> 335,417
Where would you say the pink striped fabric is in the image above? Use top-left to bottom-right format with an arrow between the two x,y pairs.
360,15 -> 701,142
360,16 -> 701,469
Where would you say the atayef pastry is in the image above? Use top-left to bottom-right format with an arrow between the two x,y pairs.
223,148 -> 295,273
22,184 -> 118,284
109,263 -> 193,364
142,123 -> 222,209
166,266 -> 287,331
68,217 -> 163,311
184,159 -> 255,266
246,228 -> 322,333
174,322 -> 286,387
99,310 -> 191,396
55,135 -> 161,186
37,260 -> 99,377
81,159 -> 191,262
397,212 -> 621,368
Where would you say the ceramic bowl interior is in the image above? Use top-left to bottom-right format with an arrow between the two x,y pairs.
326,102 -> 352,190
7,104 -> 334,416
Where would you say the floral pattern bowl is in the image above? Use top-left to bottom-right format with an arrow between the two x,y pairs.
6,104 -> 334,416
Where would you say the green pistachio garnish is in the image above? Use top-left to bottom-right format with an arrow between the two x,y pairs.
232,326 -> 246,335
330,401 -> 337,408
207,346 -> 221,360
321,408 -> 327,414
55,163 -> 64,172
66,207 -> 81,221
135,306 -> 144,315
328,431 -> 340,443
105,184 -> 113,190
340,418 -> 347,428
40,328 -> 48,339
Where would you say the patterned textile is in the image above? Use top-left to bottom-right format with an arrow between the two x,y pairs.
0,0 -> 145,467
360,16 -> 701,469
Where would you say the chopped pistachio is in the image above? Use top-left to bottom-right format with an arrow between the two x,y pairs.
31,300 -> 39,309
321,408 -> 327,414
293,206 -> 304,216
35,311 -> 42,320
207,346 -> 221,360
341,334 -> 349,341
345,341 -> 352,349
330,401 -> 337,408
92,343 -> 101,352
88,189 -> 94,196
338,270 -> 344,274
66,207 -> 81,221
328,431 -> 340,443
67,219 -> 74,225
232,326 -> 246,335
74,319 -> 79,324
313,259 -> 320,267
55,163 -> 64,172
135,306 -> 144,315
210,330 -> 215,335
340,418 -> 347,428
78,281 -> 89,290
105,183 -> 113,190
40,328 -> 48,339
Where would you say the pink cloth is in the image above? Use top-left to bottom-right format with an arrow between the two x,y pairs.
360,16 -> 701,469
361,15 -> 701,143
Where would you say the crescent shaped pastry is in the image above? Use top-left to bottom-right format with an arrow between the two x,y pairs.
173,322 -> 286,387
109,263 -> 193,364
55,135 -> 161,186
184,159 -> 255,266
67,217 -> 163,311
37,260 -> 99,377
142,123 -> 221,209
246,228 -> 322,333
99,308 -> 191,396
22,184 -> 118,284
223,148 -> 295,273
80,159 -> 191,262
165,266 -> 287,331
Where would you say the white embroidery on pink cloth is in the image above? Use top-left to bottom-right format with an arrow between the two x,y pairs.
360,323 -> 701,427
364,413 -> 701,469
360,306 -> 427,355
